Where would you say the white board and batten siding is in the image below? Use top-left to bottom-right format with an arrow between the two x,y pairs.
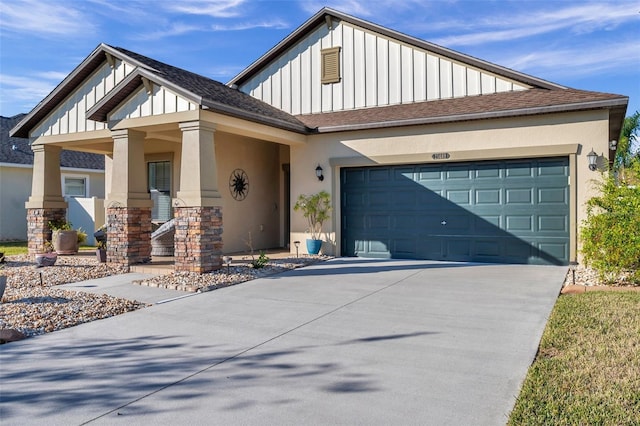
109,85 -> 197,121
240,19 -> 531,115
32,60 -> 134,138
32,58 -> 197,138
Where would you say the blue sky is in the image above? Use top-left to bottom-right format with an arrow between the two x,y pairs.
1,0 -> 639,119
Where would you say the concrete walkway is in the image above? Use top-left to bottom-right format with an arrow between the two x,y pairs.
0,259 -> 566,425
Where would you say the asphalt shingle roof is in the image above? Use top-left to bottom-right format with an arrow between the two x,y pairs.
296,88 -> 628,132
1,114 -> 104,169
109,46 -> 309,132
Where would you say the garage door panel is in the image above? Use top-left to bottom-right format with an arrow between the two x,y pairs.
368,215 -> 391,230
341,157 -> 569,265
418,168 -> 443,181
475,163 -> 501,179
446,166 -> 471,179
447,189 -> 471,205
393,190 -> 417,207
475,240 -> 501,257
506,188 -> 533,204
475,215 -> 502,232
446,239 -> 471,257
539,242 -> 568,261
506,215 -> 534,232
393,239 -> 416,257
538,161 -> 567,176
475,189 -> 501,205
369,191 -> 390,207
505,162 -> 534,177
538,187 -> 567,204
538,216 -> 568,232
369,168 -> 392,182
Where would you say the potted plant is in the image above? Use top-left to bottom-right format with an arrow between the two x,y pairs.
35,241 -> 58,268
48,219 -> 78,255
96,240 -> 107,263
293,190 -> 332,255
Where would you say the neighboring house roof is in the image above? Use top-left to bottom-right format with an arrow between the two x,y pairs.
1,114 -> 104,169
297,89 -> 628,140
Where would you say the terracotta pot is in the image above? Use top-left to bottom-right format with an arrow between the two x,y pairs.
53,230 -> 78,255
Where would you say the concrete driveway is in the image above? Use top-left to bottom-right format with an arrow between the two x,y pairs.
0,259 -> 566,425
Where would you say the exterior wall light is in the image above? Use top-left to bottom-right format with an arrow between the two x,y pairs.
315,165 -> 324,181
587,149 -> 598,171
609,140 -> 618,150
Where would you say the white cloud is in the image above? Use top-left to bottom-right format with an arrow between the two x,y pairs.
300,0 -> 427,18
137,22 -> 208,41
498,38 -> 640,79
164,0 -> 246,18
430,2 -> 640,46
207,65 -> 245,78
0,73 -> 59,115
210,20 -> 289,31
0,0 -> 93,37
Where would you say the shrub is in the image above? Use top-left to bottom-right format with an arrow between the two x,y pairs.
580,161 -> 640,284
251,251 -> 269,269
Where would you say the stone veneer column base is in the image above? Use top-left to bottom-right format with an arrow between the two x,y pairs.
174,206 -> 223,273
106,207 -> 152,266
27,208 -> 66,255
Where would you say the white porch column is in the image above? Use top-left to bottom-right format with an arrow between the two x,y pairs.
106,129 -> 152,208
174,120 -> 223,273
105,129 -> 153,266
25,144 -> 67,254
175,121 -> 222,206
26,144 -> 67,209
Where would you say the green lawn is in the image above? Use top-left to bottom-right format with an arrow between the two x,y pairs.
0,241 -> 28,256
509,291 -> 640,425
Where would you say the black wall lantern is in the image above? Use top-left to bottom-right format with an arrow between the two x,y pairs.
587,149 -> 598,171
315,165 -> 324,181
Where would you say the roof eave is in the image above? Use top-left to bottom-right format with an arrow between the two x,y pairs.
9,43 -> 166,138
313,97 -> 629,133
200,99 -> 310,134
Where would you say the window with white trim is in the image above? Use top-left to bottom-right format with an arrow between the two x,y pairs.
148,161 -> 172,222
63,176 -> 87,197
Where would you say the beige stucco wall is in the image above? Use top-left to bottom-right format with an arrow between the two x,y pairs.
214,133 -> 282,253
0,166 -> 32,241
0,165 -> 105,241
290,109 -> 610,260
104,131 -> 285,254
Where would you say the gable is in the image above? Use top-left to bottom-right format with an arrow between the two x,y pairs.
109,82 -> 198,121
236,15 -> 535,116
32,59 -> 136,138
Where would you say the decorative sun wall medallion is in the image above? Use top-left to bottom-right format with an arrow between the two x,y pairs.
229,169 -> 249,201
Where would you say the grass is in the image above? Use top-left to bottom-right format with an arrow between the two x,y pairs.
0,241 -> 28,256
509,291 -> 640,425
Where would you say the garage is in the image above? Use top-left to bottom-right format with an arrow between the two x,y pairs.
341,157 -> 569,265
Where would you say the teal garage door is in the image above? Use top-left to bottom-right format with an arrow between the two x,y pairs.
341,158 -> 569,265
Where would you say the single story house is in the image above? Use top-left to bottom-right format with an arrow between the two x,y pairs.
1,114 -> 105,242
10,8 -> 628,271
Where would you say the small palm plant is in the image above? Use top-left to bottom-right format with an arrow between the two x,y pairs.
293,191 -> 331,241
